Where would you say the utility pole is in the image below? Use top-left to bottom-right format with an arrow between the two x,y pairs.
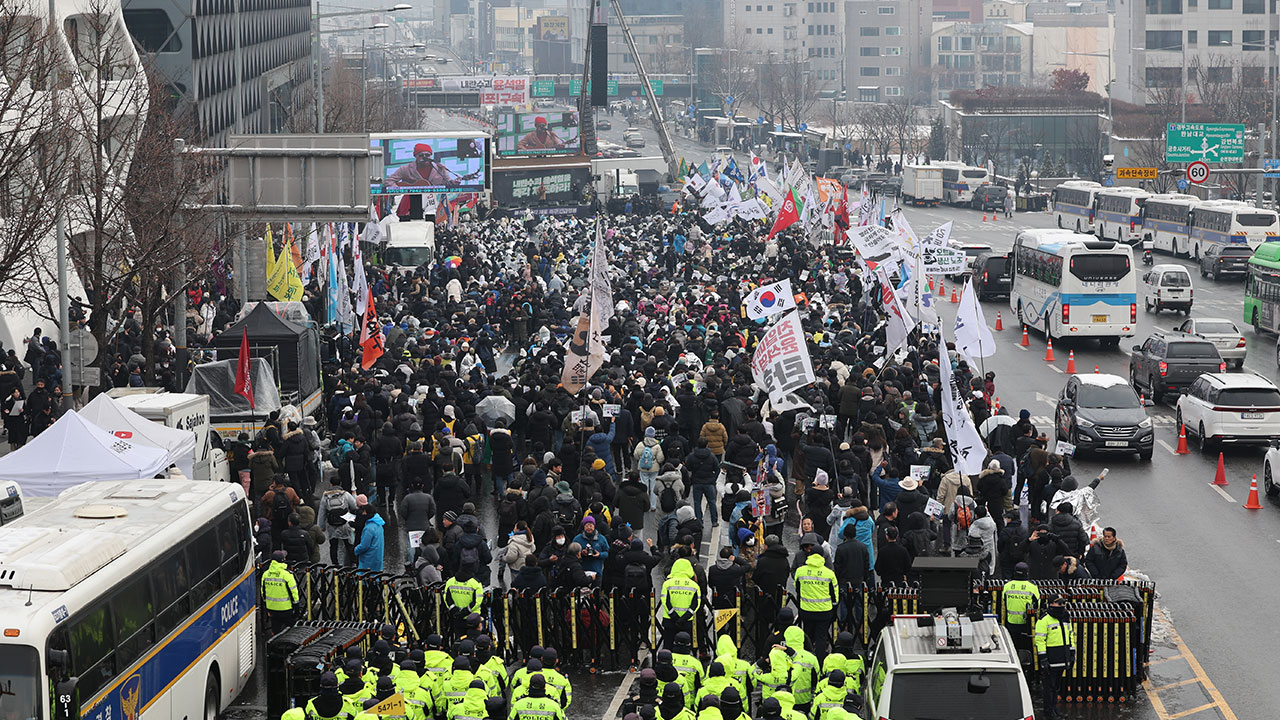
49,0 -> 71,411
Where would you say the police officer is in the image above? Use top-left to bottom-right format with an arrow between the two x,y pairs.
510,675 -> 566,720
337,660 -> 372,714
473,635 -> 507,697
1034,595 -> 1076,720
261,550 -> 300,634
444,570 -> 484,635
793,534 -> 838,657
660,558 -> 702,647
810,669 -> 847,720
669,633 -> 704,705
1001,562 -> 1041,662
540,648 -> 572,708
285,672 -> 352,720
656,683 -> 693,720
446,679 -> 488,720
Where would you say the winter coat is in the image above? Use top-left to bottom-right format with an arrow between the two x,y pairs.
399,490 -> 437,532
281,524 -> 314,563
1084,539 -> 1128,580
874,542 -> 913,584
684,447 -> 720,485
751,544 -> 791,597
452,530 -> 494,585
699,420 -> 729,456
1025,533 -> 1070,580
633,437 -> 665,476
901,512 -> 937,559
935,470 -> 972,513
501,532 -> 537,571
281,430 -> 308,478
316,489 -> 358,542
572,529 -> 609,575
968,515 -> 998,574
724,433 -> 758,468
434,472 -> 472,518
833,534 -> 871,587
249,450 -> 278,494
615,479 -> 651,530
976,468 -> 1009,513
354,513 -> 386,571
489,428 -> 516,475
296,505 -> 326,562
895,487 -> 929,521
586,424 -> 617,474
1049,510 -> 1090,557
510,564 -> 548,591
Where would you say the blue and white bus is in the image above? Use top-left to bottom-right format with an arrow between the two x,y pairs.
1051,180 -> 1103,234
0,481 -> 256,720
1010,229 -> 1137,347
1140,193 -> 1200,256
940,162 -> 990,205
1189,200 -> 1280,259
1092,187 -> 1150,245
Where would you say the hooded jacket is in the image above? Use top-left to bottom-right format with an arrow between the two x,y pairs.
699,420 -> 729,455
751,544 -> 791,595
782,626 -> 818,704
615,478 -> 651,530
633,437 -> 666,475
1049,510 -> 1089,557
715,635 -> 753,696
354,513 -> 386,571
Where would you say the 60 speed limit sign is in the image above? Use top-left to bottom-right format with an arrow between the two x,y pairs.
1187,161 -> 1210,184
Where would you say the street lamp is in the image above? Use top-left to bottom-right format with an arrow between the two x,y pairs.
313,4 -> 412,132
1064,49 -> 1113,152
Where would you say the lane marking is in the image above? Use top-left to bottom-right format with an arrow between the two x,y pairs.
1157,439 -> 1178,456
1142,606 -> 1240,720
1048,364 -> 1063,374
1016,344 -> 1028,351
1209,484 -> 1235,503
1151,677 -> 1202,692
1168,703 -> 1217,720
603,669 -> 639,720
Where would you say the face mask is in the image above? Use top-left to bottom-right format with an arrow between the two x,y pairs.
555,537 -> 566,546
1049,606 -> 1068,620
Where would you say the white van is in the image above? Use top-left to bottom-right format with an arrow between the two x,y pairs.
1142,264 -> 1193,314
382,216 -> 437,270
867,612 -> 1035,720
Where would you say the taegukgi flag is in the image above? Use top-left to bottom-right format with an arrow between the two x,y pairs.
744,279 -> 796,321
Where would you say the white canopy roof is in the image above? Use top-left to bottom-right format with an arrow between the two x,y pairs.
78,394 -> 197,480
0,411 -> 173,496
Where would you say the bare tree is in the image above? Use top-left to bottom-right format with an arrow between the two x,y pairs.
288,60 -> 419,133
759,57 -> 819,133
704,31 -> 757,118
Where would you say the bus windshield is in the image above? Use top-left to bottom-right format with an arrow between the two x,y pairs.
1237,213 -> 1277,228
962,170 -> 987,178
0,645 -> 39,720
383,246 -> 434,268
1069,254 -> 1130,282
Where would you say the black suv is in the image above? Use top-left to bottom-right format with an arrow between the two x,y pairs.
970,184 -> 1008,211
971,252 -> 1012,300
1198,243 -> 1251,280
1056,374 -> 1154,461
1129,331 -> 1225,402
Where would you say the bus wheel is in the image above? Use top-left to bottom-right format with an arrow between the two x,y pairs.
204,671 -> 221,720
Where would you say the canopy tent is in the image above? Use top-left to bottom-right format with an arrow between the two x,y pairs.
185,358 -> 281,417
0,411 -> 173,496
212,303 -> 320,402
78,394 -> 197,480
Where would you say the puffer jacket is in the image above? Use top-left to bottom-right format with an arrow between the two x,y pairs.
1049,509 -> 1090,556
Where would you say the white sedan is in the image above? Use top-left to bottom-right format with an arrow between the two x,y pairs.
1264,445 -> 1280,499
1176,317 -> 1246,369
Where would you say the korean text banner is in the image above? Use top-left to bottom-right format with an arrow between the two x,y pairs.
372,136 -> 487,194
440,75 -> 531,106
495,111 -> 581,157
750,310 -> 815,403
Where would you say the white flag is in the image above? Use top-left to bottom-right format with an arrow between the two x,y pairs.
561,222 -> 613,393
744,279 -> 796,320
907,251 -> 940,327
352,240 -> 369,316
937,335 -> 989,474
422,193 -> 439,218
302,224 -> 322,283
954,278 -> 996,360
875,265 -> 915,355
361,203 -> 385,245
750,310 -> 815,405
703,206 -> 730,225
756,175 -> 783,204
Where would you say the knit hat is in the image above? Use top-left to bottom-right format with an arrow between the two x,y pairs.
592,458 -> 606,470
356,494 -> 369,507
645,426 -> 656,438
443,510 -> 458,523
582,516 -> 596,526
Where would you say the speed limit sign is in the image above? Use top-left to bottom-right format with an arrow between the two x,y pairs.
1187,161 -> 1210,184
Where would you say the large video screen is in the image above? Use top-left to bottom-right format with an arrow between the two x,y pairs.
373,135 -> 488,194
495,112 -> 580,157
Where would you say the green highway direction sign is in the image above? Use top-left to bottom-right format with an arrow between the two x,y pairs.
570,78 -> 620,96
1165,123 -> 1245,164
531,80 -> 556,97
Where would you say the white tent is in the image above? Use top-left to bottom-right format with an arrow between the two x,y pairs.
0,411 -> 173,496
78,394 -> 197,480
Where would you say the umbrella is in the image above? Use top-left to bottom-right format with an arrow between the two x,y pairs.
475,395 -> 515,425
978,414 -> 1017,437
445,255 -> 463,269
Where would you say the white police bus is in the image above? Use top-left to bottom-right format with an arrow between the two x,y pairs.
1140,193 -> 1200,256
1189,200 -> 1280,259
939,162 -> 990,205
1010,229 -> 1138,347
1093,187 -> 1151,245
1051,180 -> 1103,234
0,481 -> 256,720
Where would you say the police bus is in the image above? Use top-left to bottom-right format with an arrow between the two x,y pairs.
1092,187 -> 1150,245
1010,229 -> 1137,347
1140,193 -> 1200,256
1189,200 -> 1280,259
0,481 -> 256,720
939,163 -> 990,205
1051,180 -> 1103,234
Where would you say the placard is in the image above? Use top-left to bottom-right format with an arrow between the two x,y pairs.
1056,440 -> 1076,457
408,531 -> 424,548
820,414 -> 837,429
602,403 -> 620,418
910,465 -> 931,483
925,498 -> 944,518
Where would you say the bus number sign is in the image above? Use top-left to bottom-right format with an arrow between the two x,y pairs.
1187,161 -> 1210,185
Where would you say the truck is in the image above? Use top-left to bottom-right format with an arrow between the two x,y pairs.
901,164 -> 943,206
105,389 -> 230,483
381,216 -> 436,270
591,155 -> 668,197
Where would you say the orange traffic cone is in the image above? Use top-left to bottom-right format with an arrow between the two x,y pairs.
1176,424 -> 1190,454
950,286 -> 959,303
995,312 -> 1003,331
983,211 -> 988,222
1095,365 -> 1100,373
1244,474 -> 1264,509
929,279 -> 934,292
991,210 -> 998,223
1066,350 -> 1076,374
1020,325 -> 1030,347
1211,451 -> 1227,483
994,396 -> 1001,412
1045,339 -> 1055,362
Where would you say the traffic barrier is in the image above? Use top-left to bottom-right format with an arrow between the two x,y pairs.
266,621 -> 381,719
1066,350 -> 1076,374
995,312 -> 1003,331
1045,339 -> 1056,362
1244,474 -> 1264,509
1176,425 -> 1190,454
1211,452 -> 1227,485
1020,325 -> 1030,346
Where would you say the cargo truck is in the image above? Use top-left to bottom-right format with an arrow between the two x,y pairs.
105,389 -> 230,482
901,164 -> 943,206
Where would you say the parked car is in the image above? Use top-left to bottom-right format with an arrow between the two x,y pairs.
1175,317 -> 1247,369
596,118 -> 612,130
1177,373 -> 1280,449
1142,264 -> 1194,314
971,252 -> 1012,300
1198,243 -> 1251,280
881,177 -> 902,196
970,184 -> 1009,211
1262,442 -> 1280,497
1056,373 -> 1154,461
1129,331 -> 1225,402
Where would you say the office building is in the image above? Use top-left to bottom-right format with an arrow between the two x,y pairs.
845,0 -> 934,102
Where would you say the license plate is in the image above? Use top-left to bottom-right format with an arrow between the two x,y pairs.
1242,412 -> 1266,420
1105,440 -> 1129,447
1092,314 -> 1109,322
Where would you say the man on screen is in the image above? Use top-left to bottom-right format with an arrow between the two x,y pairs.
386,143 -> 462,189
517,117 -> 567,152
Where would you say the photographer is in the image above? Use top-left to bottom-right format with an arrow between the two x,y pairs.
1023,525 -> 1070,580
572,516 -> 610,576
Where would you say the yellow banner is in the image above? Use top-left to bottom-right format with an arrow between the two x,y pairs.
1116,167 -> 1157,180
267,238 -> 306,301
264,225 -> 277,279
714,608 -> 738,631
371,694 -> 404,716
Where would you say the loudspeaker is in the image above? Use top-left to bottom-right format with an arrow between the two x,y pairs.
590,23 -> 608,107
913,557 -> 980,613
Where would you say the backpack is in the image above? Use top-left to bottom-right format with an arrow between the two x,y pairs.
497,497 -> 520,531
657,514 -> 679,547
659,485 -> 677,512
271,491 -> 292,528
450,444 -> 465,474
954,504 -> 975,533
328,443 -> 348,467
638,443 -> 658,472
623,562 -> 650,590
324,492 -> 348,527
556,504 -> 578,529
459,542 -> 481,572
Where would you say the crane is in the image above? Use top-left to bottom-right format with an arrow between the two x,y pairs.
607,0 -> 679,181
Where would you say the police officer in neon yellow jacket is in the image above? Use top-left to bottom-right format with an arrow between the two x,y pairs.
782,626 -> 819,709
792,540 -> 838,657
809,669 -> 849,720
751,645 -> 791,703
281,672 -> 350,720
261,550 -> 300,635
661,558 -> 703,644
713,635 -> 752,698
